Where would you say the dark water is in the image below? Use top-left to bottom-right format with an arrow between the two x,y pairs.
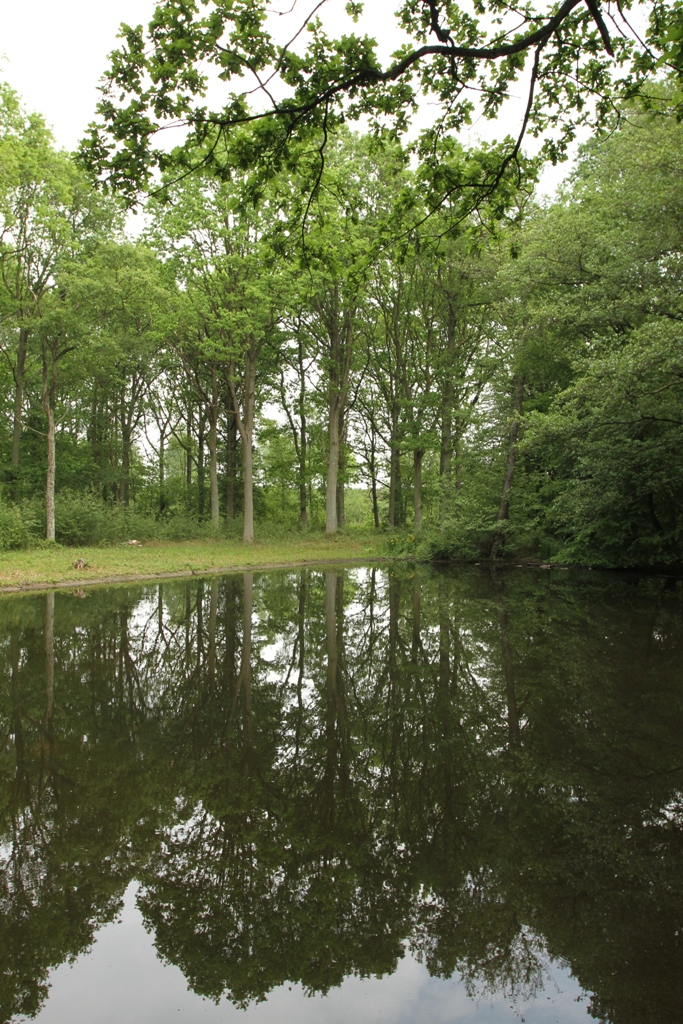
1,564 -> 682,1024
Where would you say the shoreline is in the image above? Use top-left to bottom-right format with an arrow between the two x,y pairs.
0,555 -> 395,596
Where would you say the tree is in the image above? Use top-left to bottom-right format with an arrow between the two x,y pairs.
81,0 -> 673,217
150,165 -> 285,541
0,86 -> 117,509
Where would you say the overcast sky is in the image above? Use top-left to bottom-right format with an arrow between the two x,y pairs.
1,0 -> 572,194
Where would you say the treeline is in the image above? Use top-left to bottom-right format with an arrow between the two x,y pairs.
1,81 -> 682,567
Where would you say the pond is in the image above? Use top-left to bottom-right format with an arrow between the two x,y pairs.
1,564 -> 682,1024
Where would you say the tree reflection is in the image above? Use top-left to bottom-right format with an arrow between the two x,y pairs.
0,567 -> 682,1022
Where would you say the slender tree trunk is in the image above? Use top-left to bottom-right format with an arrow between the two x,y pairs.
121,418 -> 132,507
226,406 -> 236,520
10,327 -> 29,500
491,374 -> 525,559
197,413 -> 206,519
413,448 -> 424,530
326,395 -> 342,535
159,428 -> 165,514
297,337 -> 308,530
242,352 -> 256,545
42,348 -> 57,543
208,372 -> 220,528
45,403 -> 56,542
186,401 -> 193,494
230,344 -> 257,544
298,425 -> 308,530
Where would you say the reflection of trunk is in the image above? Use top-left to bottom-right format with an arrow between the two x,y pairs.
208,577 -> 218,684
413,449 -> 424,530
10,327 -> 28,499
324,572 -> 348,794
11,630 -> 25,768
208,369 -> 220,528
412,576 -> 421,662
45,592 -> 54,724
438,579 -> 451,692
491,374 -> 525,559
491,569 -> 520,748
294,571 -> 307,758
240,572 -> 254,750
388,575 -> 400,681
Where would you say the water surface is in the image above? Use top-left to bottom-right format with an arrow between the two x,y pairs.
1,564 -> 682,1023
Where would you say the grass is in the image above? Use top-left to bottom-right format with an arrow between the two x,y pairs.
0,530 -> 390,590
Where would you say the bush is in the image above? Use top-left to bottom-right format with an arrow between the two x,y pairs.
0,499 -> 32,550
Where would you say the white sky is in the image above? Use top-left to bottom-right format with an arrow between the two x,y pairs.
1,0 -> 573,196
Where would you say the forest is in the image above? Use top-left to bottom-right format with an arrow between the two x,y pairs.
1,77 -> 682,568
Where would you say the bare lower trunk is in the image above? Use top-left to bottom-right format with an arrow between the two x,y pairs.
121,424 -> 131,506
226,408 -> 236,520
208,397 -> 220,528
413,449 -> 424,531
326,397 -> 342,535
230,346 -> 257,544
491,374 -> 525,560
10,328 -> 28,499
159,430 -> 166,514
197,413 -> 206,518
45,405 -> 56,542
243,433 -> 254,544
389,444 -> 402,529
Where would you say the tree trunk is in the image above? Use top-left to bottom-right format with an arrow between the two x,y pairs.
186,401 -> 193,493
208,373 -> 220,528
229,345 -> 257,544
413,448 -> 424,530
121,418 -> 132,507
10,327 -> 29,500
299,395 -> 308,532
326,395 -> 342,535
45,403 -> 56,542
197,412 -> 206,519
388,412 -> 402,529
226,406 -> 236,520
490,374 -> 525,560
42,347 -> 57,543
159,428 -> 166,514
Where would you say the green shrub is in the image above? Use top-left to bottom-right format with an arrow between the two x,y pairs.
0,499 -> 31,550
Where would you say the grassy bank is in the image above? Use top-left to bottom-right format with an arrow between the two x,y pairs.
0,531 -> 389,591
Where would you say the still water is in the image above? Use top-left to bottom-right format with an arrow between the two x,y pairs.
1,564 -> 681,1024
